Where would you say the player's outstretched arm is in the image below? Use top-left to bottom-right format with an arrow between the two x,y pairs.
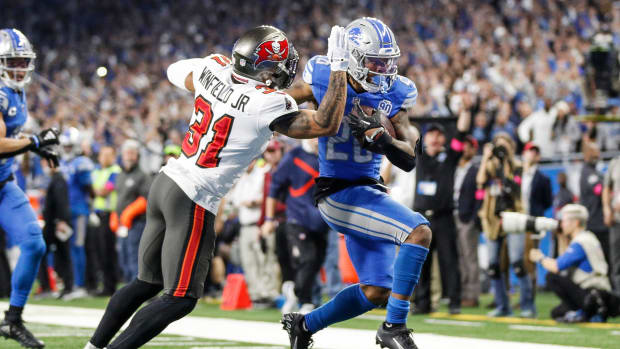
0,116 -> 60,166
286,80 -> 316,105
271,26 -> 349,139
0,116 -> 33,156
272,71 -> 347,138
167,58 -> 204,93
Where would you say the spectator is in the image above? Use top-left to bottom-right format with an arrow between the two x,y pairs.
412,105 -> 471,315
453,135 -> 481,307
263,138 -> 328,314
579,142 -> 610,265
518,101 -> 571,158
91,146 -> 122,296
114,140 -> 151,281
229,158 -> 274,307
37,158 -> 72,299
477,132 -> 536,318
603,154 -> 620,294
530,204 -> 620,323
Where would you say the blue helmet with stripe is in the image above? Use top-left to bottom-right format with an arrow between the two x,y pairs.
0,29 -> 36,90
345,18 -> 400,93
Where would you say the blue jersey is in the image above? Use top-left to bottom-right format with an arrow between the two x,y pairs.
303,55 -> 417,180
61,156 -> 94,216
0,84 -> 28,182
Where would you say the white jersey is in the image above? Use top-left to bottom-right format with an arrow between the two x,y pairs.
162,54 -> 299,214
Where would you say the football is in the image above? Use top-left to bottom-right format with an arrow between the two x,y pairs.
359,105 -> 396,138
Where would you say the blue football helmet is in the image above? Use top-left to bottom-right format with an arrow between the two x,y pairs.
0,28 -> 36,90
345,18 -> 400,93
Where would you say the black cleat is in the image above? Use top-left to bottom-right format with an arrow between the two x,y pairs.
0,318 -> 45,348
376,322 -> 418,349
281,313 -> 313,349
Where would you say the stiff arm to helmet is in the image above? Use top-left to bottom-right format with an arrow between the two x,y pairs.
167,26 -> 350,139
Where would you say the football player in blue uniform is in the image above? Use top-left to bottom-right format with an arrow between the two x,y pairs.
279,18 -> 430,349
0,28 -> 59,348
59,127 -> 95,300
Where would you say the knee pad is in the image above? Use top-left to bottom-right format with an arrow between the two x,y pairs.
511,260 -> 526,278
488,263 -> 501,279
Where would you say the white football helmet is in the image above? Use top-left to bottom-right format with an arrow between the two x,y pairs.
0,29 -> 36,90
345,18 -> 400,93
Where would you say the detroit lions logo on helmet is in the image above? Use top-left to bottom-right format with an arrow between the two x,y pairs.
253,39 -> 289,67
348,27 -> 365,47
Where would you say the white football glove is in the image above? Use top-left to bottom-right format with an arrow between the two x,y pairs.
327,25 -> 350,72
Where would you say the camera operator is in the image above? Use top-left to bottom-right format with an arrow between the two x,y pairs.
477,132 -> 536,317
530,204 -> 620,322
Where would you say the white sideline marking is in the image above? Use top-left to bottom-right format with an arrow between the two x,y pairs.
509,325 -> 578,333
1,302 -> 598,349
611,330 -> 620,336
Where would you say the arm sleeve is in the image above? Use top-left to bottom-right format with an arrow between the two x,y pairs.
557,242 -> 587,271
120,196 -> 147,228
167,58 -> 204,91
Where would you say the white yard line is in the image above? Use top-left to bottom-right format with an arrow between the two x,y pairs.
508,325 -> 578,333
2,302 -> 598,349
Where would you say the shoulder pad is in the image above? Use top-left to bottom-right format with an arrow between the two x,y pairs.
393,75 -> 418,110
205,54 -> 232,68
303,55 -> 330,86
77,157 -> 95,172
261,92 -> 299,117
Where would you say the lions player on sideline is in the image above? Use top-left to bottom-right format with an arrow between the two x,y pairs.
0,29 -> 60,349
83,25 -> 349,349
281,18 -> 430,349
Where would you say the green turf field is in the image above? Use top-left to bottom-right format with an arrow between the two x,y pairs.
1,323 -> 285,349
21,291 -> 620,349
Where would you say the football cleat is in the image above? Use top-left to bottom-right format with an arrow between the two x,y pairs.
376,322 -> 419,349
281,313 -> 313,349
0,318 -> 45,348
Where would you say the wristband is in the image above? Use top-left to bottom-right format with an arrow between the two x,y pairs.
265,217 -> 275,222
30,135 -> 40,149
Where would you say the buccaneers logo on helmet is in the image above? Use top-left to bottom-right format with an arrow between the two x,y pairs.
253,39 -> 289,67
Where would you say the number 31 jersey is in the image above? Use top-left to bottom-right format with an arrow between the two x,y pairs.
162,54 -> 298,214
303,55 -> 417,180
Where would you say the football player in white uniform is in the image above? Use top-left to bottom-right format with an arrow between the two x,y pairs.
83,25 -> 349,349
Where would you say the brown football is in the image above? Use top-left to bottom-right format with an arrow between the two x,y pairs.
359,105 -> 396,138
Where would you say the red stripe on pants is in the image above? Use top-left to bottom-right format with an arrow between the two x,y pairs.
173,205 -> 206,297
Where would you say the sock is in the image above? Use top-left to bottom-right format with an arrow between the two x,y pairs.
90,279 -> 162,348
107,294 -> 197,349
391,243 -> 428,296
10,235 -> 46,307
386,296 -> 410,324
5,305 -> 24,323
304,284 -> 376,334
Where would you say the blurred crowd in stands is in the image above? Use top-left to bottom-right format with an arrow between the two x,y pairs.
1,0 -> 620,322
